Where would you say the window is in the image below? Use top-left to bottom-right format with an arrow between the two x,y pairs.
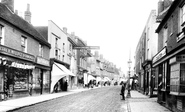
62,55 -> 64,61
63,43 -> 65,53
21,36 -> 27,52
0,25 -> 4,45
163,25 -> 168,47
179,5 -> 185,32
55,38 -> 58,48
69,43 -> 72,51
170,16 -> 173,36
39,44 -> 44,57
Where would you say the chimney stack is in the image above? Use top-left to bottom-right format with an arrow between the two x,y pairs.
158,0 -> 164,15
63,27 -> 67,34
24,4 -> 31,23
15,10 -> 18,15
1,0 -> 14,12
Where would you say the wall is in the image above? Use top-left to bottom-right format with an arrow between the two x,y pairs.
48,20 -> 68,64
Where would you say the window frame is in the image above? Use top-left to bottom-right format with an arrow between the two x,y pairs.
0,25 -> 4,45
21,36 -> 27,53
39,44 -> 44,57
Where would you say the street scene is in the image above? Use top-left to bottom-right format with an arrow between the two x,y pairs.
0,86 -> 171,112
0,0 -> 185,112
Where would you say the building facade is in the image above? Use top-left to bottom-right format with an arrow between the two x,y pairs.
0,0 -> 51,100
35,20 -> 75,93
153,0 -> 185,111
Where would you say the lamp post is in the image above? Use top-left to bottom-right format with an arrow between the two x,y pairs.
127,59 -> 132,98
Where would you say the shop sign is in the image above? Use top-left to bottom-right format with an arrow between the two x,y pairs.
36,56 -> 50,66
0,45 -> 35,62
177,32 -> 185,42
11,62 -> 35,69
169,55 -> 185,64
153,47 -> 166,63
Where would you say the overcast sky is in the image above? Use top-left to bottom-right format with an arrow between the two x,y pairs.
14,0 -> 159,74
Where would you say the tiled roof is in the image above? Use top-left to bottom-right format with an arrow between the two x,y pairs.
35,26 -> 48,41
0,3 -> 50,48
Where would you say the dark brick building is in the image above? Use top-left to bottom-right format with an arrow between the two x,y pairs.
153,0 -> 185,111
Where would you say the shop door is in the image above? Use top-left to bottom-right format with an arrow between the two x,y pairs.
40,70 -> 43,94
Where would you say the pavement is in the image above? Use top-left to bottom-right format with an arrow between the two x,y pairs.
125,90 -> 172,112
0,87 -> 172,112
0,88 -> 90,112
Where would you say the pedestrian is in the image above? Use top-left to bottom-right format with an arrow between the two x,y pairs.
120,82 -> 126,100
64,80 -> 68,91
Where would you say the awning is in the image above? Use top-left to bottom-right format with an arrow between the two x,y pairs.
50,63 -> 75,92
54,62 -> 75,76
51,63 -> 67,92
96,77 -> 101,82
88,75 -> 96,82
104,77 -> 111,81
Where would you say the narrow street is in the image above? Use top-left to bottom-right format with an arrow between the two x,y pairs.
10,86 -> 128,112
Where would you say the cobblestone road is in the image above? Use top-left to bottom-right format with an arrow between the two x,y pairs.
11,86 -> 128,112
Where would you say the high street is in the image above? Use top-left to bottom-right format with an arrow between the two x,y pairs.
1,86 -> 172,112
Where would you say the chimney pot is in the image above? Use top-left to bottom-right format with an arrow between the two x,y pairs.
24,3 -> 31,23
63,27 -> 67,33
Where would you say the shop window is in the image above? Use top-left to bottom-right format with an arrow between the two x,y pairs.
21,36 -> 27,53
14,69 -> 29,91
170,63 -> 185,95
0,25 -> 4,45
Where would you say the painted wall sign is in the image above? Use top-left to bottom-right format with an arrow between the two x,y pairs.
0,45 -> 35,62
153,47 -> 166,63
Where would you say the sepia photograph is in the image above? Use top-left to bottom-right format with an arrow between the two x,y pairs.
0,0 -> 184,112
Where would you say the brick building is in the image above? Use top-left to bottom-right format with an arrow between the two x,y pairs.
153,0 -> 185,111
0,0 -> 51,100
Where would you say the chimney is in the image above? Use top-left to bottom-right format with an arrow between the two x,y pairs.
95,51 -> 99,57
1,0 -> 14,12
24,4 -> 31,23
164,0 -> 173,9
63,27 -> 67,34
158,0 -> 164,15
15,9 -> 18,15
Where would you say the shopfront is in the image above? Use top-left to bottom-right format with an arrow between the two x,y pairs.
0,45 -> 35,100
32,56 -> 50,95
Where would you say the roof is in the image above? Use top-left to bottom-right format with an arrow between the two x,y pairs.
35,26 -> 48,41
156,0 -> 180,33
0,3 -> 51,48
156,6 -> 170,22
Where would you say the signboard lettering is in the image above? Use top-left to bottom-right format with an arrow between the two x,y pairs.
0,45 -> 35,62
153,48 -> 166,63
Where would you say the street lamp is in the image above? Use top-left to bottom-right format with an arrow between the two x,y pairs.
127,59 -> 132,98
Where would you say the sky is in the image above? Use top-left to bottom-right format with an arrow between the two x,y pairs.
14,0 -> 159,74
